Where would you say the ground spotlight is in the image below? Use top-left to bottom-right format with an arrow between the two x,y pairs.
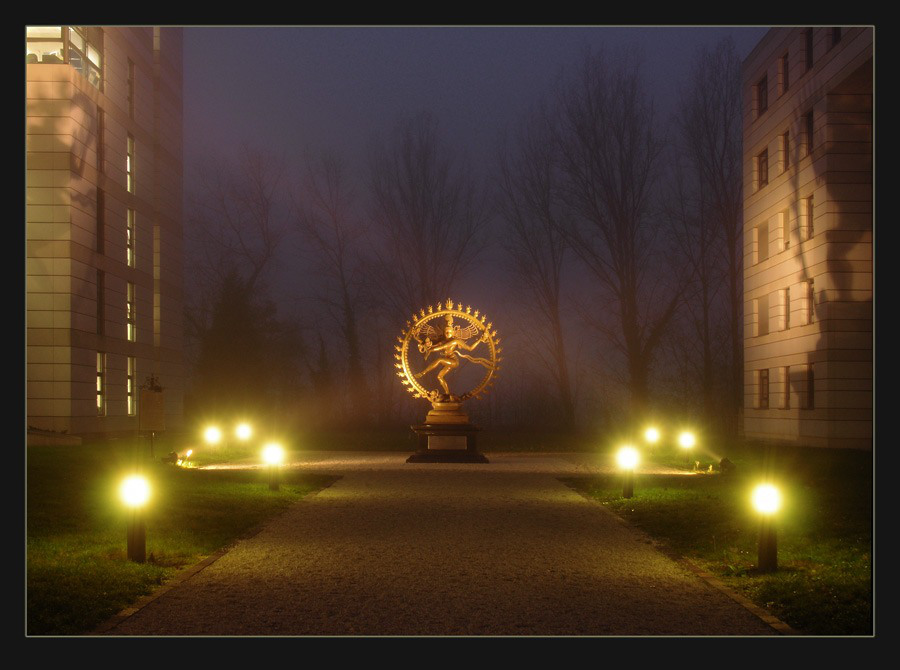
262,442 -> 285,491
616,446 -> 639,499
119,475 -> 150,563
752,483 -> 782,572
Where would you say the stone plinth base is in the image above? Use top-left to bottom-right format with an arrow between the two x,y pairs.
407,401 -> 489,463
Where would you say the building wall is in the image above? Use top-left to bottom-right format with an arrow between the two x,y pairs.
742,27 -> 872,449
26,27 -> 184,438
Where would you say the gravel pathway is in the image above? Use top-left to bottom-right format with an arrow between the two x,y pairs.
100,453 -> 782,636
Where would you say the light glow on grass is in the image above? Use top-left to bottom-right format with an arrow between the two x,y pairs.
119,475 -> 150,508
752,483 -> 782,515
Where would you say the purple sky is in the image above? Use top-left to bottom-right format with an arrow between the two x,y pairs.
183,26 -> 769,172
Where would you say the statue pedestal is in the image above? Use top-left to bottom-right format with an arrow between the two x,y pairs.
407,401 -> 489,463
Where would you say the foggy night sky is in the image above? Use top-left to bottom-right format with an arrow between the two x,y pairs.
181,26 -> 769,317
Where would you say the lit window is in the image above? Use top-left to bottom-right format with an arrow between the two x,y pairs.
25,26 -> 63,63
757,149 -> 768,189
68,27 -> 103,89
127,209 -> 135,268
97,352 -> 106,415
126,135 -> 135,193
127,282 -> 136,342
759,369 -> 769,409
127,357 -> 136,416
756,75 -> 768,116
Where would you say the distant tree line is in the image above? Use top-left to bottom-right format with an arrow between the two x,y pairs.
182,38 -> 744,440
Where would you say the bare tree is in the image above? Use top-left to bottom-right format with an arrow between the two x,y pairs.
675,38 -> 744,434
293,151 -> 371,421
553,48 -> 686,419
367,111 -> 491,320
496,105 -> 578,430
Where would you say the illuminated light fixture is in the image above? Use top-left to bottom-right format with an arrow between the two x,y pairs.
235,422 -> 252,441
643,427 -> 660,445
752,483 -> 782,572
262,442 -> 285,490
616,446 -> 639,498
204,426 -> 222,445
119,475 -> 150,563
678,431 -> 696,449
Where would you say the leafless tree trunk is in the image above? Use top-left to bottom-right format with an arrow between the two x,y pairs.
293,152 -> 371,421
553,48 -> 685,419
676,38 -> 744,434
496,106 -> 578,430
367,111 -> 491,320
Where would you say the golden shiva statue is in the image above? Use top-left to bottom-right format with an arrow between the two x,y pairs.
395,299 -> 501,406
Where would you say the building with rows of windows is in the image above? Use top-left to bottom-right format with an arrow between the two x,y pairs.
26,27 -> 184,441
742,27 -> 872,449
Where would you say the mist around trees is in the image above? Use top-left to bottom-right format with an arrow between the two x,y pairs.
182,38 -> 745,440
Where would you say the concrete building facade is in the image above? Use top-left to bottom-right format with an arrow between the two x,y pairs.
742,27 -> 872,449
26,27 -> 184,439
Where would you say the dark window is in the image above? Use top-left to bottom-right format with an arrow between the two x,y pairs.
127,59 -> 135,119
757,223 -> 769,263
783,131 -> 790,169
831,27 -> 842,49
784,287 -> 790,329
96,270 -> 105,335
97,106 -> 105,173
757,75 -> 768,115
758,149 -> 768,188
806,364 -> 815,409
757,294 -> 769,336
759,369 -> 769,409
808,279 -> 815,323
807,196 -> 814,238
781,52 -> 789,92
805,110 -> 815,155
96,188 -> 105,253
783,366 -> 791,409
804,28 -> 814,71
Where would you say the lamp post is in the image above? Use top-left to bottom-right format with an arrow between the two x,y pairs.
643,426 -> 660,447
616,446 -> 639,499
678,430 -> 696,467
235,422 -> 252,442
120,475 -> 150,563
204,425 -> 222,446
262,443 -> 284,491
752,483 -> 782,572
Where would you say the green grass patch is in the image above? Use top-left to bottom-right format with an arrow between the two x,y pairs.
27,441 -> 339,635
562,443 -> 872,636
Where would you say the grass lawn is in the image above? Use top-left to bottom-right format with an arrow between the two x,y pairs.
562,441 -> 873,636
27,440 -> 338,635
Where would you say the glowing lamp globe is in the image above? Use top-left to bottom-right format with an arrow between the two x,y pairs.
678,431 -> 696,449
204,426 -> 222,445
616,446 -> 639,470
262,443 -> 285,466
752,484 -> 782,515
235,423 -> 252,441
120,475 -> 150,508
644,427 -> 660,444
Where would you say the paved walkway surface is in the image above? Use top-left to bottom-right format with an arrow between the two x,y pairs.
100,452 -> 782,636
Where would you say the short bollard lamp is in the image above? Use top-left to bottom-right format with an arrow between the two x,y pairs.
616,446 -> 639,499
752,483 -> 782,572
678,431 -> 696,465
262,443 -> 284,491
120,475 -> 150,563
